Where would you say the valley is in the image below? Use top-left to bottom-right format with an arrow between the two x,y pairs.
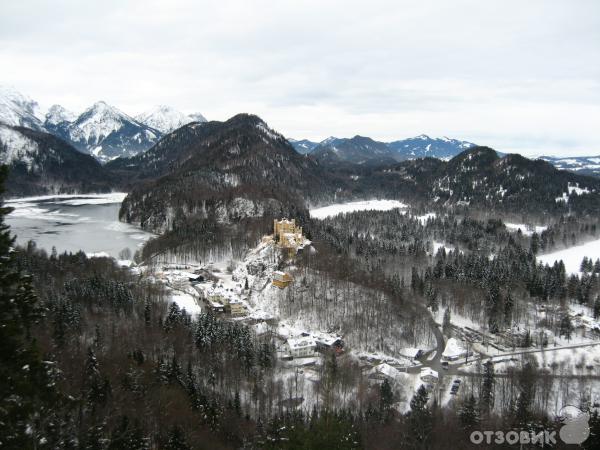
3,110 -> 600,449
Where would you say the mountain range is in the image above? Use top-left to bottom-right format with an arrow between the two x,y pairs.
539,155 -> 600,178
290,134 -> 477,166
108,115 -> 600,240
3,104 -> 600,235
0,86 -> 207,162
3,87 -> 599,177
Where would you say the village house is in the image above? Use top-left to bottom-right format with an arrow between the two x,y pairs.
368,363 -> 402,382
272,270 -> 294,289
313,334 -> 344,354
399,348 -> 424,361
205,294 -> 226,313
226,300 -> 247,317
286,337 -> 317,358
441,338 -> 471,361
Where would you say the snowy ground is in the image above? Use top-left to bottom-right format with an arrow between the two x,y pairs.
310,200 -> 408,219
505,222 -> 547,236
141,226 -> 600,417
170,290 -> 202,316
537,238 -> 600,275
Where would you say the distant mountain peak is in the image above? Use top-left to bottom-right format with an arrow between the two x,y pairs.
0,85 -> 44,130
45,104 -> 76,125
136,105 -> 207,134
81,100 -> 129,119
188,112 -> 207,122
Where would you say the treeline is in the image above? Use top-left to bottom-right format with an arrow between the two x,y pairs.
13,245 -> 263,448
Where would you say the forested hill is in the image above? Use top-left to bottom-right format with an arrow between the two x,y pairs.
117,114 -> 343,233
0,124 -> 116,196
349,146 -> 600,216
310,135 -> 400,166
116,118 -> 600,236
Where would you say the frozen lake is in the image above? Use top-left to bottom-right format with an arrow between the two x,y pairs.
4,193 -> 153,259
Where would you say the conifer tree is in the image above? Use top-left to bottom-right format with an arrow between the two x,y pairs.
560,314 -> 573,341
379,378 -> 394,422
408,385 -> 432,445
594,296 -> 600,319
442,307 -> 452,335
459,395 -> 479,430
164,425 -> 191,450
480,360 -> 495,415
0,165 -> 58,447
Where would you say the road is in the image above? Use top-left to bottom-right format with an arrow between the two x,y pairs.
403,303 -> 600,404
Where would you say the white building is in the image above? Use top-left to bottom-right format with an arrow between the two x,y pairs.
441,338 -> 470,361
420,367 -> 439,383
286,337 -> 317,358
399,347 -> 423,360
369,363 -> 402,381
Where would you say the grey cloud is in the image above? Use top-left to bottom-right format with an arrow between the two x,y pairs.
0,0 -> 599,156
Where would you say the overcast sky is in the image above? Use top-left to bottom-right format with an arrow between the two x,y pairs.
1,0 -> 599,156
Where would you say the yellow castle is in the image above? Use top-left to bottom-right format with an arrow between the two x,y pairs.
273,218 -> 304,250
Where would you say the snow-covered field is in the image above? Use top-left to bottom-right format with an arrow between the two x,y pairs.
537,239 -> 600,275
170,291 -> 202,315
310,199 -> 408,219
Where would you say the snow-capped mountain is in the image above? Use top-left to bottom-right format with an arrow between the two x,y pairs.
136,105 -> 207,134
0,87 -> 210,163
296,133 -> 476,166
188,112 -> 208,123
49,101 -> 161,162
388,135 -> 476,160
0,85 -> 45,131
44,104 -> 76,126
540,155 -> 600,178
290,133 -> 476,163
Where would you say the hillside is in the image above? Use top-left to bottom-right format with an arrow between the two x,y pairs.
117,114 -> 341,233
289,138 -> 319,154
384,146 -> 600,215
0,124 -> 115,196
311,135 -> 400,166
